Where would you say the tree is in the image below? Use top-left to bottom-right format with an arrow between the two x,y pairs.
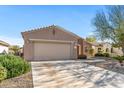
9,45 -> 20,55
86,36 -> 96,43
89,48 -> 94,56
92,6 -> 124,55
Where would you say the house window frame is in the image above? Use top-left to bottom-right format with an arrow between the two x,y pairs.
111,47 -> 113,53
106,48 -> 109,52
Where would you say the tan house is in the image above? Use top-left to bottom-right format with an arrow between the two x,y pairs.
0,40 -> 9,54
21,25 -> 93,61
94,42 -> 123,56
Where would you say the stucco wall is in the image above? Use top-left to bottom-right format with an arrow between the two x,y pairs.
78,39 -> 93,57
23,42 -> 34,60
111,47 -> 123,56
0,45 -> 8,53
22,26 -> 78,61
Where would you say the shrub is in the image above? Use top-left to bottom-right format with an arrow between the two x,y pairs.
89,48 -> 94,56
95,53 -> 110,57
113,56 -> 124,66
0,53 -> 6,55
103,53 -> 110,57
78,55 -> 87,59
0,64 -> 7,81
113,56 -> 124,62
0,55 -> 30,79
95,53 -> 104,57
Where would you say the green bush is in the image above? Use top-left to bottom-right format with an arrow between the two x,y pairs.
95,53 -> 110,57
89,48 -> 94,56
0,64 -> 7,81
0,55 -> 30,79
103,53 -> 110,57
113,56 -> 124,62
95,53 -> 104,57
78,55 -> 87,59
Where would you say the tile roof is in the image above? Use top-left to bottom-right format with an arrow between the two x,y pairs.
0,40 -> 9,47
55,25 -> 81,39
22,25 -> 81,39
22,25 -> 95,46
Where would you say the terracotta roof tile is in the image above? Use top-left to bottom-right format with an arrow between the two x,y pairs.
22,25 -> 81,39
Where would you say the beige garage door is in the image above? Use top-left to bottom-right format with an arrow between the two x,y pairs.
34,42 -> 71,60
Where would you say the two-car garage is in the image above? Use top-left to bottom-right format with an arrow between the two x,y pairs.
33,40 -> 72,61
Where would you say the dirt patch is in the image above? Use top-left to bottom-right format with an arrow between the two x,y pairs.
0,72 -> 33,88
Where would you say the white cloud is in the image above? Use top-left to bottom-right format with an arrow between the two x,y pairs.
0,36 -> 23,47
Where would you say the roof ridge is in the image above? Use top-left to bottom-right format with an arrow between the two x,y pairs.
23,25 -> 82,39
24,25 -> 56,32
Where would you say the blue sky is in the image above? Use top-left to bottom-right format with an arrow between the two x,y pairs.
0,5 -> 105,46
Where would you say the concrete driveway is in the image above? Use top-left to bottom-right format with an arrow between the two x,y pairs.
31,60 -> 124,88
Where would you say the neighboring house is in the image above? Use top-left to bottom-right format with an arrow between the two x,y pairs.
0,40 -> 9,54
21,25 -> 93,61
9,46 -> 23,56
18,47 -> 23,57
8,49 -> 15,54
19,47 -> 23,54
94,42 -> 123,56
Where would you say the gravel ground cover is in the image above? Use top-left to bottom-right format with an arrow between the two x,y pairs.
86,58 -> 124,75
0,72 -> 33,88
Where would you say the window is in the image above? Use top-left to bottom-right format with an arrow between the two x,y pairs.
98,48 -> 101,53
106,48 -> 109,52
111,48 -> 113,53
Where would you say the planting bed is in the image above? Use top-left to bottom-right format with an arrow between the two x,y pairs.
86,58 -> 124,75
0,54 -> 32,88
0,72 -> 33,88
